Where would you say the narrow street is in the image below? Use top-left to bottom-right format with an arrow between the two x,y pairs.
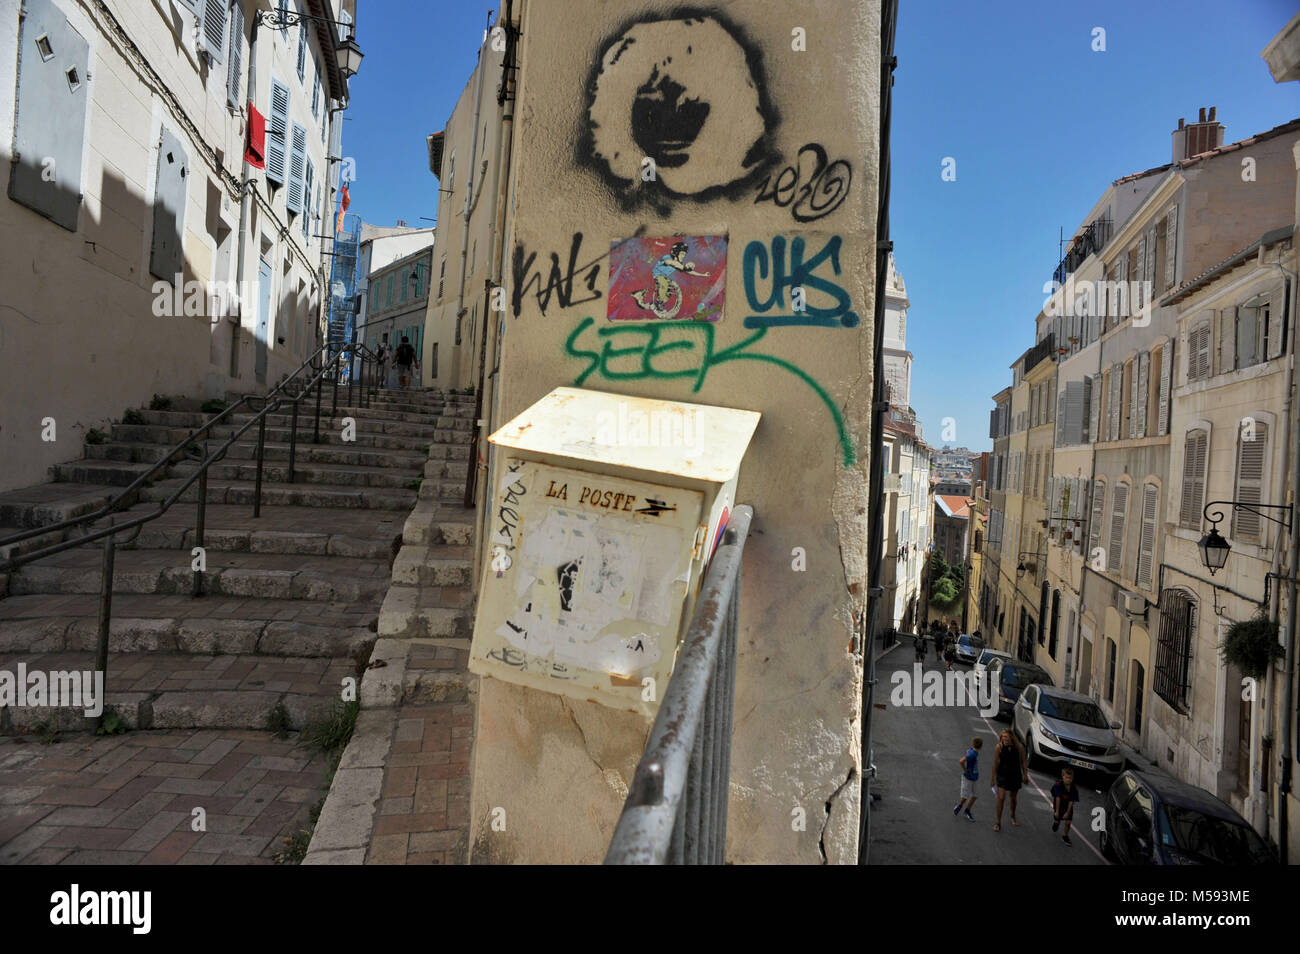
869,645 -> 1106,865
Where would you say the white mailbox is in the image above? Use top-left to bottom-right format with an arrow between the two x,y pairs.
468,387 -> 760,715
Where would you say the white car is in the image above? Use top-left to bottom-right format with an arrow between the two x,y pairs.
974,648 -> 1012,675
1013,684 -> 1124,775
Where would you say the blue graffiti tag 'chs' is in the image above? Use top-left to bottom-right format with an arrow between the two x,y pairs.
742,235 -> 859,329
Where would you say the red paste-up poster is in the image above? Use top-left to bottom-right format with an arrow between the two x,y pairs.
606,235 -> 727,321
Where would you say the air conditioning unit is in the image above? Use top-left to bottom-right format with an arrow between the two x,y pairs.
1123,591 -> 1146,617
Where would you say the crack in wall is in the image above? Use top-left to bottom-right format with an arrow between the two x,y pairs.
818,766 -> 857,864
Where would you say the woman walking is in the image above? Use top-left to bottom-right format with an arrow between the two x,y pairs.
991,728 -> 1029,832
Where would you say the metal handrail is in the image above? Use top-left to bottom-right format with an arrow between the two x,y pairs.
604,504 -> 753,865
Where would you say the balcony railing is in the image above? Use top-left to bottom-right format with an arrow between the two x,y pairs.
604,505 -> 753,865
1052,217 -> 1113,286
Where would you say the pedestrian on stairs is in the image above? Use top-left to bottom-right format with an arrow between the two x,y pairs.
395,336 -> 420,389
375,334 -> 390,388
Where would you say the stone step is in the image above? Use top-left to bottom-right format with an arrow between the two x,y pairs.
400,500 -> 475,548
169,458 -> 421,490
111,422 -> 461,454
377,583 -> 474,639
391,546 -> 474,588
139,478 -> 417,511
52,458 -> 159,488
6,548 -> 395,602
419,479 -> 468,501
0,651 -> 355,733
0,595 -> 377,656
229,405 -> 472,428
217,413 -> 446,438
0,522 -> 68,562
208,440 -> 428,469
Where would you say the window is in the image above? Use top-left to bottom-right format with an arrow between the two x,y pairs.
1179,428 -> 1209,530
399,268 -> 408,303
286,122 -> 307,213
386,273 -> 394,310
226,1 -> 245,107
1130,661 -> 1145,732
1107,480 -> 1129,575
149,127 -> 189,280
296,8 -> 307,81
430,342 -> 438,378
301,159 -> 314,238
311,56 -> 321,117
1232,295 -> 1278,371
1048,589 -> 1061,660
447,151 -> 456,191
1154,589 -> 1194,712
438,258 -> 446,300
1231,419 -> 1269,542
1136,482 -> 1158,590
1106,638 -> 1118,703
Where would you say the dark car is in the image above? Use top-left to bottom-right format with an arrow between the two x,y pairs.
1100,770 -> 1277,865
952,634 -> 986,665
987,658 -> 1054,719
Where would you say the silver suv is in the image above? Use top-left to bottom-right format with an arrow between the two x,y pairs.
1013,684 -> 1124,775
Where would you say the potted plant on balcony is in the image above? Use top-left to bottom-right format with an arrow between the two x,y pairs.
1221,612 -> 1283,680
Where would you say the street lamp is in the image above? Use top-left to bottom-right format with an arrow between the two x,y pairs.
1198,500 -> 1293,576
255,9 -> 364,81
335,36 -> 364,78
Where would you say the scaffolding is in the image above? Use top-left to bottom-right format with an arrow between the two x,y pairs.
327,212 -> 362,378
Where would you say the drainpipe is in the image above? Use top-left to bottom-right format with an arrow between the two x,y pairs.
1269,260 -> 1297,863
470,0 -> 518,579
857,0 -> 898,865
233,15 -> 263,386
454,29 -> 490,391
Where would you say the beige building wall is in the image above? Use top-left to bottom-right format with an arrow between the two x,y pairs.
0,0 -> 343,492
467,0 -> 881,864
421,34 -> 505,392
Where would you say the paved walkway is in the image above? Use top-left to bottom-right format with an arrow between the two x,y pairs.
0,729 -> 327,864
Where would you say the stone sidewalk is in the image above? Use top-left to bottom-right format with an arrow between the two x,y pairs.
0,728 -> 328,864
303,639 -> 473,864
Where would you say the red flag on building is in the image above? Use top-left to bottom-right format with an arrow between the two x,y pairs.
336,182 -> 351,233
245,103 -> 267,169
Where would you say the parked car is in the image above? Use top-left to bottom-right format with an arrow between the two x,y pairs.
1012,684 -> 1124,775
952,634 -> 985,665
986,658 -> 1053,719
974,648 -> 1012,674
1100,770 -> 1277,865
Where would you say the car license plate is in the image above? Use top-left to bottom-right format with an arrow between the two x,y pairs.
1067,758 -> 1096,771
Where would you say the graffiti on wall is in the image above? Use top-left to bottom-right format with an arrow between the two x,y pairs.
742,235 -> 859,329
607,235 -> 727,321
563,316 -> 854,466
577,12 -> 777,214
753,143 -> 852,222
511,232 -> 604,318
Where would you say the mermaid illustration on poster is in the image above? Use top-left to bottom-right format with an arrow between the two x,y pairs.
607,235 -> 727,321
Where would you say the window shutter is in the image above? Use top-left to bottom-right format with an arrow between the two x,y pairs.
1089,480 -> 1107,556
149,126 -> 189,280
1145,225 -> 1157,297
226,2 -> 244,105
1135,236 -> 1147,313
1158,341 -> 1172,436
1137,483 -> 1158,590
1164,205 -> 1177,289
297,18 -> 307,80
1179,429 -> 1208,529
1064,379 -> 1085,444
338,8 -> 353,40
1218,308 -> 1235,374
1231,422 -> 1268,542
1109,363 -> 1122,440
199,0 -> 227,65
1188,322 -> 1211,380
1108,481 -> 1129,575
287,122 -> 306,214
1127,359 -> 1139,439
266,79 -> 289,185
1266,293 -> 1286,360
312,58 -> 321,116
1236,304 -> 1258,369
1135,350 -> 1150,437
301,159 -> 313,236
1085,375 -> 1098,443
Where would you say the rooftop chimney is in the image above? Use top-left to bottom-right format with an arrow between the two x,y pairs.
1173,106 -> 1225,162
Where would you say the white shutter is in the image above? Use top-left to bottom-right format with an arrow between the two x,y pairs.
301,158 -> 314,236
1108,481 -> 1129,575
1158,342 -> 1172,436
1127,359 -> 1139,439
1089,480 -> 1107,556
1164,206 -> 1178,290
1266,292 -> 1286,360
1135,236 -> 1147,313
1135,351 -> 1150,437
1218,308 -> 1235,375
1236,304 -> 1259,369
1179,429 -> 1208,529
1231,422 -> 1268,542
312,57 -> 321,117
197,0 -> 227,65
1109,364 -> 1122,440
1088,375 -> 1101,443
266,79 -> 289,185
226,1 -> 244,107
287,122 -> 306,213
1192,322 -> 1212,380
1137,483 -> 1158,590
297,17 -> 307,80
1145,226 -> 1157,298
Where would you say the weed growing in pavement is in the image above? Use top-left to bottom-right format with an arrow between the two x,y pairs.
266,700 -> 292,740
95,710 -> 128,736
32,720 -> 60,745
148,394 -> 172,411
85,428 -> 108,445
122,409 -> 145,426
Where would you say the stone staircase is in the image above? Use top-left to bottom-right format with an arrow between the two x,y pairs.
0,387 -> 478,735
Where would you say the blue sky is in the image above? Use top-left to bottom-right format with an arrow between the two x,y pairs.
341,1 -> 1299,452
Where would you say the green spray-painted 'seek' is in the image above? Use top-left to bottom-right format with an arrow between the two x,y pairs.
564,315 -> 855,466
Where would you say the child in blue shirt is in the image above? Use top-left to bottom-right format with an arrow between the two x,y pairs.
953,736 -> 983,822
1051,767 -> 1081,846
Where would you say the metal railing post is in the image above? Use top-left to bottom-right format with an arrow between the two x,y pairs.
331,353 -> 340,417
94,533 -> 116,732
348,351 -> 355,407
313,359 -> 324,444
288,395 -> 300,483
192,468 -> 207,597
253,413 -> 267,518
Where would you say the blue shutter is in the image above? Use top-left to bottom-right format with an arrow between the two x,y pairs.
296,16 -> 306,80
226,0 -> 244,107
266,79 -> 289,185
287,122 -> 306,214
301,159 -> 313,236
150,127 -> 189,280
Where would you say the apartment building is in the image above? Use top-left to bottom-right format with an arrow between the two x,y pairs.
983,386 -> 1012,652
361,245 -> 433,385
882,412 -> 931,635
0,0 -> 357,492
